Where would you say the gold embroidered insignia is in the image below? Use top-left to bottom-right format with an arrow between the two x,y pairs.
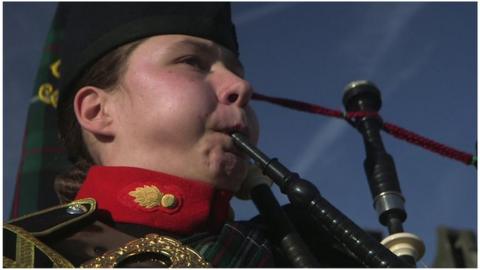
37,83 -> 59,108
128,185 -> 163,208
50,59 -> 61,79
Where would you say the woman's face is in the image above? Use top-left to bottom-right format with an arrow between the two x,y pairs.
106,34 -> 259,192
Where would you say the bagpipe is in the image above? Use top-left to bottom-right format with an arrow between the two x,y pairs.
231,80 -> 476,267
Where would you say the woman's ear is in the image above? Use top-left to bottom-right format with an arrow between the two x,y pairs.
74,86 -> 115,137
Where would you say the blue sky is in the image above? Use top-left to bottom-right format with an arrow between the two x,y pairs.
4,2 -> 477,266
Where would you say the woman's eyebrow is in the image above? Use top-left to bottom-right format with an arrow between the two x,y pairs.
170,39 -> 245,75
169,39 -> 217,56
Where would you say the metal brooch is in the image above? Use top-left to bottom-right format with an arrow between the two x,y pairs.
80,234 -> 210,268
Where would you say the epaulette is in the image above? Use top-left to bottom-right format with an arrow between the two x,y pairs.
3,198 -> 96,268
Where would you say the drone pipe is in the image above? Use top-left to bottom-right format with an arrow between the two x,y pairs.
342,81 -> 418,265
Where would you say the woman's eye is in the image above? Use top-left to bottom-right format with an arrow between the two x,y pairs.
179,56 -> 209,71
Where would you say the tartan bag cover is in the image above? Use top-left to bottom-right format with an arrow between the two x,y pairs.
11,6 -> 71,218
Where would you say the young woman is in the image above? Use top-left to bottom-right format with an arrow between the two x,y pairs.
4,3 -> 360,267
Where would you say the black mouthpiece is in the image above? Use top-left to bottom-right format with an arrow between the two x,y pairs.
231,133 -> 270,165
231,132 -> 294,189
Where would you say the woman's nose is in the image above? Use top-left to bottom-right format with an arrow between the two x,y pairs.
217,70 -> 252,107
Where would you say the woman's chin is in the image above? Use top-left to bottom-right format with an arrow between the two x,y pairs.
210,155 -> 248,191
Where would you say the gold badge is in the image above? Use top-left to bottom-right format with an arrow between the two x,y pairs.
128,185 -> 163,208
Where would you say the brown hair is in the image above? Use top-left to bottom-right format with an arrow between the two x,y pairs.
55,40 -> 143,203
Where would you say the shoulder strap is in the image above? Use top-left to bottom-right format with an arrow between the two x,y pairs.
7,198 -> 96,237
3,198 -> 96,268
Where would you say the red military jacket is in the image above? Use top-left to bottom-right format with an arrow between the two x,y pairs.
4,166 -> 363,267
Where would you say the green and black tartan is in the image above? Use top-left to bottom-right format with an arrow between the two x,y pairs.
189,222 -> 274,267
11,6 -> 71,218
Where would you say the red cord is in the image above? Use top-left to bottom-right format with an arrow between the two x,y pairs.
251,92 -> 476,167
252,92 -> 344,118
383,123 -> 473,165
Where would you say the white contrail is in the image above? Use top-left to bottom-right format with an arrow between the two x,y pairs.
292,119 -> 349,174
373,5 -> 425,73
382,44 -> 433,99
292,4 -> 427,175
